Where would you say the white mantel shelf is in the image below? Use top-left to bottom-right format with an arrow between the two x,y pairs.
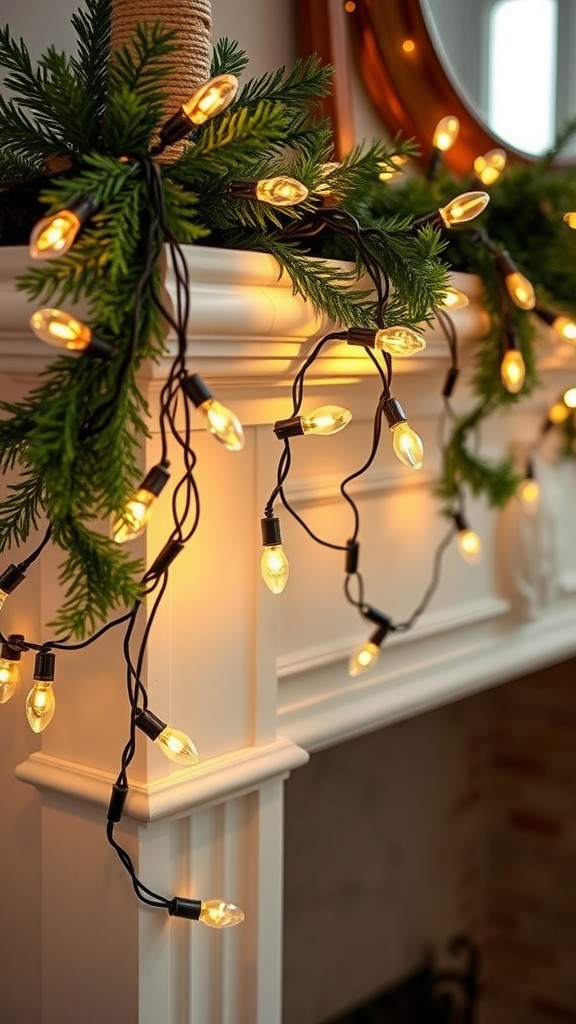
2,242 -> 576,1024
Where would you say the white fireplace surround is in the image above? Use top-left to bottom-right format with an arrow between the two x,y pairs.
1,244 -> 576,1024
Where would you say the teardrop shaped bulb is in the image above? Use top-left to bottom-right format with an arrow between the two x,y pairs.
199,900 -> 245,928
0,660 -> 20,703
26,681 -> 56,733
390,422 -> 424,469
261,545 -> 289,593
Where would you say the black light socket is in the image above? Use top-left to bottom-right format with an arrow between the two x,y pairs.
168,897 -> 202,920
158,107 -> 197,148
345,540 -> 360,574
69,194 -> 98,225
273,416 -> 304,439
146,538 -> 185,577
381,397 -> 407,429
182,373 -> 213,408
134,708 -> 166,742
443,367 -> 460,398
362,605 -> 392,630
227,180 -> 258,200
140,463 -> 170,497
87,334 -> 116,360
0,633 -> 25,661
34,650 -> 55,682
369,623 -> 390,648
107,783 -> 129,823
452,511 -> 469,533
261,516 -> 282,547
0,564 -> 26,594
345,327 -> 378,349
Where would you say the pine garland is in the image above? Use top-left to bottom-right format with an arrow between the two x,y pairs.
353,151 -> 576,510
0,0 -> 450,637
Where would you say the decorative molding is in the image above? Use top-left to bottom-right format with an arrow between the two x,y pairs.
276,595 -> 510,680
0,244 -> 551,390
278,600 -> 576,752
15,735 -> 309,821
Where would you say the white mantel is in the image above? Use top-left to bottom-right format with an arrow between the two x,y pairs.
1,244 -> 576,1024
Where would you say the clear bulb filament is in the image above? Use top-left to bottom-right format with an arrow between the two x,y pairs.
112,489 -> 156,543
26,681 -> 56,733
201,398 -> 245,451
199,900 -> 245,928
261,545 -> 289,594
501,350 -> 526,393
390,422 -> 424,470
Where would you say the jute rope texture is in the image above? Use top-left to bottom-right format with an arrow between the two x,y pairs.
111,0 -> 213,116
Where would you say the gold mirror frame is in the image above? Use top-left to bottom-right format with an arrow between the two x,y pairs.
296,0 -> 532,173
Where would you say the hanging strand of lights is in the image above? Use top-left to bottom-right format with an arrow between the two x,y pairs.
0,72 -> 248,925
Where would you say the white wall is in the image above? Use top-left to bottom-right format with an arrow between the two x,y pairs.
0,0 -> 296,77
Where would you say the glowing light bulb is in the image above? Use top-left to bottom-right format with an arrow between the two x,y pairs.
255,176 -> 309,207
275,406 -> 352,438
301,406 -> 351,435
563,212 -> 576,228
382,397 -> 424,469
349,640 -> 380,677
433,116 -> 460,152
551,316 -> 576,343
261,545 -> 289,593
438,191 -> 490,227
181,374 -> 244,451
26,652 -> 56,733
30,308 -> 114,358
456,529 -> 482,564
30,211 -> 81,259
548,401 -> 570,423
501,349 -> 526,393
374,326 -> 426,356
158,74 -> 239,147
31,308 -> 92,350
473,148 -> 506,186
0,565 -> 25,610
390,421 -> 424,469
563,387 -> 576,408
157,726 -> 199,765
169,896 -> 245,926
199,900 -> 245,928
517,477 -> 540,510
506,272 -> 535,310
135,709 -> 200,766
439,286 -> 469,311
0,660 -> 20,703
203,399 -> 245,450
29,196 -> 96,260
26,682 -> 56,732
182,74 -> 239,126
260,517 -> 289,593
0,634 -> 24,705
111,464 -> 170,544
496,250 -> 535,309
378,154 -> 408,182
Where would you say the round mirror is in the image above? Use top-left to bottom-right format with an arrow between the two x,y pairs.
423,0 -> 576,158
346,0 -> 576,171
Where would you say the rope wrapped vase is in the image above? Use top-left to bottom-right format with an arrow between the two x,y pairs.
111,0 -> 213,128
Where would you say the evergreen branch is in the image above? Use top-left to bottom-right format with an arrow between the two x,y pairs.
50,519 -> 144,637
437,403 -> 521,509
169,101 -> 288,179
210,37 -> 250,79
0,472 -> 45,550
239,234 -> 377,326
237,55 -> 332,111
70,0 -> 111,135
